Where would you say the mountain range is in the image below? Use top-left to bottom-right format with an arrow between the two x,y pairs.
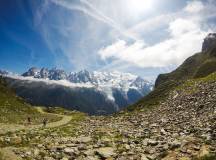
1,33 -> 216,159
0,69 -> 153,115
1,33 -> 216,115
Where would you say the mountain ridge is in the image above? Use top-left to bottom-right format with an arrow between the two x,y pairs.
155,33 -> 216,89
129,32 -> 216,111
0,69 -> 153,115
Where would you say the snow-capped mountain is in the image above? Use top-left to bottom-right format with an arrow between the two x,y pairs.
1,67 -> 153,115
22,67 -> 152,93
22,67 -> 67,80
0,70 -> 9,76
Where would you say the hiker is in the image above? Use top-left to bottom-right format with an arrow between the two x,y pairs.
43,118 -> 48,127
27,117 -> 31,125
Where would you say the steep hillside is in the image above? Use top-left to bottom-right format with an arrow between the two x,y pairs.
129,33 -> 216,111
0,77 -> 58,124
155,33 -> 216,88
3,77 -> 118,115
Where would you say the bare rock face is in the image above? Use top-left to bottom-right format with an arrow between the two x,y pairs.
202,33 -> 216,52
22,67 -> 40,77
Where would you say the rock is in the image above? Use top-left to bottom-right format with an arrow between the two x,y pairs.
141,154 -> 148,160
37,144 -> 43,148
63,148 -> 75,156
193,145 -> 201,151
169,140 -> 181,149
10,136 -> 22,144
78,144 -> 87,150
84,150 -> 95,156
125,144 -> 130,150
0,137 -> 4,143
147,139 -> 159,146
147,155 -> 157,160
33,149 -> 40,156
26,151 -> 32,156
86,156 -> 100,160
144,147 -> 156,154
150,123 -> 158,128
77,136 -> 92,143
160,128 -> 167,135
198,146 -> 209,158
95,147 -> 116,158
44,156 -> 55,160
202,33 -> 216,52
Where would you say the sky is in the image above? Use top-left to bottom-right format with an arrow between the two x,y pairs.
0,0 -> 216,80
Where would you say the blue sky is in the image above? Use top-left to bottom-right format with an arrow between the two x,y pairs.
0,0 -> 216,80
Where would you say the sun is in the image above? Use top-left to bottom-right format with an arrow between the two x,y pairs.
126,0 -> 153,15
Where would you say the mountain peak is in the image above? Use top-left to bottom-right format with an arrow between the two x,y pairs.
202,33 -> 216,52
0,69 -> 9,76
20,67 -> 153,93
22,67 -> 40,77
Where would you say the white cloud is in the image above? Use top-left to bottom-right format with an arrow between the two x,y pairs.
98,18 -> 210,68
97,0 -> 216,69
7,75 -> 94,88
169,18 -> 200,37
128,14 -> 174,37
184,1 -> 204,13
49,0 -> 138,40
34,0 -> 216,78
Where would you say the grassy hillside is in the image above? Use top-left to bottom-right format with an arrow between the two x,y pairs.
4,77 -> 118,115
194,59 -> 216,78
128,72 -> 216,112
127,45 -> 216,112
0,77 -> 58,124
127,80 -> 179,111
155,46 -> 216,88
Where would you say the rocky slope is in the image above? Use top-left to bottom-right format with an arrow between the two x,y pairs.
1,33 -> 216,160
130,33 -> 216,112
1,72 -> 215,160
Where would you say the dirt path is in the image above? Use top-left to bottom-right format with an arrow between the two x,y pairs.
0,147 -> 22,160
0,107 -> 72,134
0,108 -> 72,160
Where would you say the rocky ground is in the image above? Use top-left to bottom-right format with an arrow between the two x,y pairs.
0,75 -> 216,160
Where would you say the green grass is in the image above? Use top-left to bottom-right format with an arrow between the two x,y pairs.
0,77 -> 59,124
194,59 -> 216,78
43,106 -> 79,116
126,80 -> 181,112
177,72 -> 216,92
127,45 -> 216,112
0,111 -> 86,148
0,152 -> 3,160
155,52 -> 211,88
127,71 -> 216,112
193,154 -> 216,160
155,46 -> 216,88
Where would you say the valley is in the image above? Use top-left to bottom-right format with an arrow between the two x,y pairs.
1,0 -> 216,159
0,34 -> 216,160
0,72 -> 216,160
1,70 -> 153,115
